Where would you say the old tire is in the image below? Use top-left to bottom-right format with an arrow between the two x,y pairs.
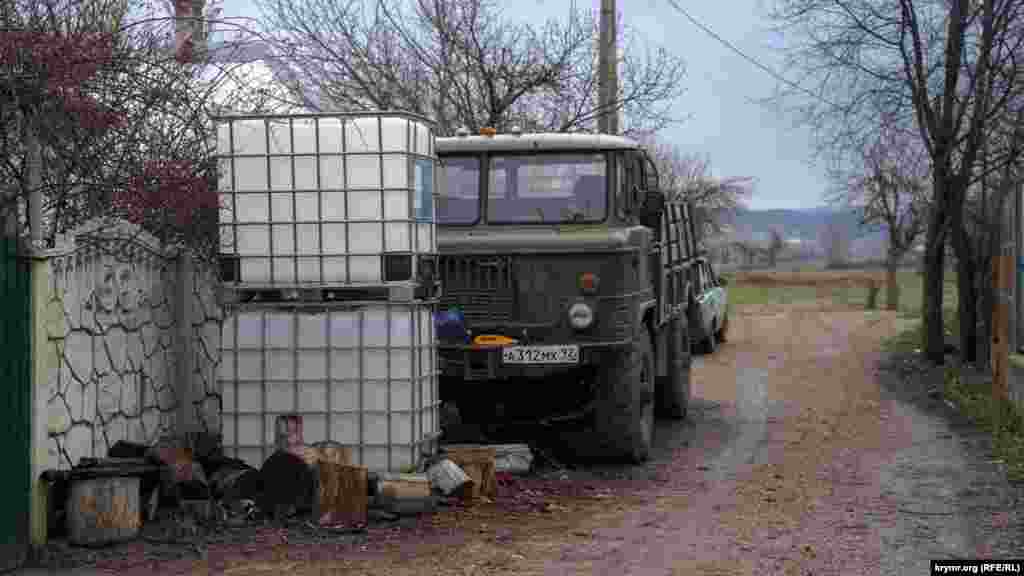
657,316 -> 692,419
593,331 -> 656,463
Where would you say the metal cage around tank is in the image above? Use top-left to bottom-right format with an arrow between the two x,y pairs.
215,112 -> 438,288
218,299 -> 441,473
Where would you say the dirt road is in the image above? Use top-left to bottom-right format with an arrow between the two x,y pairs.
67,299 -> 1024,575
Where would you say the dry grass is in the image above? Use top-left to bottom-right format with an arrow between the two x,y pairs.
732,269 -> 885,288
726,267 -> 958,319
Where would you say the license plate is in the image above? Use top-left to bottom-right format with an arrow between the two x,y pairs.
501,345 -> 580,365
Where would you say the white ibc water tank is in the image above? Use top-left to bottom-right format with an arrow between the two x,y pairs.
216,113 -> 437,285
218,301 -> 440,472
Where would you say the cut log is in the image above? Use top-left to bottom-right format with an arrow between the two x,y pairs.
66,475 -> 142,547
312,441 -> 351,466
297,441 -> 352,468
316,464 -> 368,526
442,445 -> 497,499
377,474 -> 432,500
373,474 -> 436,517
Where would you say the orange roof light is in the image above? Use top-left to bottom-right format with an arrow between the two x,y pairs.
480,127 -> 497,137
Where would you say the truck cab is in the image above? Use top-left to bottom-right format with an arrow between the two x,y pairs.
434,130 -> 698,462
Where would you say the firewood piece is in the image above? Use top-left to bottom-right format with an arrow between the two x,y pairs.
443,445 -> 497,499
316,463 -> 368,526
377,474 -> 432,500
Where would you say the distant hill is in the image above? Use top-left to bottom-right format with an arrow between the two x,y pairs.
720,206 -> 888,260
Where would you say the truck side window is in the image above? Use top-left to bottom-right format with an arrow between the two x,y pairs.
616,156 -> 628,219
632,155 -> 644,207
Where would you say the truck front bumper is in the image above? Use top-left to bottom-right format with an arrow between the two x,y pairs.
438,339 -> 633,381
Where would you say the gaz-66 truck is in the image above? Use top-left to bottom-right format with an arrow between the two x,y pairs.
434,128 -> 701,463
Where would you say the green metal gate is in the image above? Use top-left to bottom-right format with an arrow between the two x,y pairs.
0,235 -> 31,572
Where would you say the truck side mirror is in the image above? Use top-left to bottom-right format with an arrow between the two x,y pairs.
643,190 -> 665,216
636,190 -> 664,229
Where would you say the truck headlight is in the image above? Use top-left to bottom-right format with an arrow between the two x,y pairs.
568,302 -> 594,330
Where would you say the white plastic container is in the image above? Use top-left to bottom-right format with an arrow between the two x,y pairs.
218,301 -> 440,473
215,113 -> 437,285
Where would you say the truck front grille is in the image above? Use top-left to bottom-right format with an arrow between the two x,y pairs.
439,255 -> 517,324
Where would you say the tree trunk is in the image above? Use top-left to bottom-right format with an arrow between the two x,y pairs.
974,250 -> 991,368
885,252 -> 900,311
922,193 -> 947,364
953,214 -> 978,365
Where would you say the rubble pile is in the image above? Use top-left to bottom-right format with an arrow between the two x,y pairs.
41,430 -> 541,551
32,425 -> 559,574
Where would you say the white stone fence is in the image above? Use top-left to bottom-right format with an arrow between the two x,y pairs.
32,218 -> 222,475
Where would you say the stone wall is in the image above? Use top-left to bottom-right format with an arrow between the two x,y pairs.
34,218 -> 221,473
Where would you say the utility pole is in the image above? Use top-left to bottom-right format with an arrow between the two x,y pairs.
26,115 -> 42,248
598,0 -> 618,135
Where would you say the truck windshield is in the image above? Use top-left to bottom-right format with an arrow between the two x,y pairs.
487,154 -> 607,224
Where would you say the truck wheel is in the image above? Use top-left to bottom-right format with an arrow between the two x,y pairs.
717,313 -> 730,343
593,331 -> 656,463
657,316 -> 692,419
703,320 -> 718,355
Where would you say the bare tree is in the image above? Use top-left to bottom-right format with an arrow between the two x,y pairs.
768,0 -> 1024,364
827,120 -> 930,310
252,0 -> 687,137
973,113 -> 1024,367
0,0 -> 269,259
642,136 -> 754,235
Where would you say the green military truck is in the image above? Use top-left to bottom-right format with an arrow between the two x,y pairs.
433,129 -> 701,463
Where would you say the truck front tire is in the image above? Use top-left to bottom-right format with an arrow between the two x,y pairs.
657,316 -> 692,420
592,331 -> 656,463
703,319 -> 718,355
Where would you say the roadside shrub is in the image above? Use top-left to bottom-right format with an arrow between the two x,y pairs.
943,367 -> 1024,483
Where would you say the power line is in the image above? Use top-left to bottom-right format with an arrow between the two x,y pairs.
662,0 -> 839,110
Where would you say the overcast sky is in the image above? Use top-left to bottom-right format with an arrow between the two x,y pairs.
213,0 -> 830,211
